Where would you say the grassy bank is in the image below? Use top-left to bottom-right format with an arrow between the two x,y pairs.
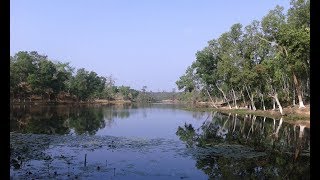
181,105 -> 310,122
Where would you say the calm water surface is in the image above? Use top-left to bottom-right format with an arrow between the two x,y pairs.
10,104 -> 310,179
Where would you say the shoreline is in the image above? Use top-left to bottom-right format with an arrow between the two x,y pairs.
10,99 -> 310,122
181,104 -> 310,122
10,99 -> 132,106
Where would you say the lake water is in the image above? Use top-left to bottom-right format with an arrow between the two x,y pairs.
10,104 -> 310,179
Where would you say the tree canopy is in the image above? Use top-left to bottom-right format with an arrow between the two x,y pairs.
176,0 -> 310,112
10,51 -> 143,102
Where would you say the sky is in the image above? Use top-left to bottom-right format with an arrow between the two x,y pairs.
10,0 -> 291,92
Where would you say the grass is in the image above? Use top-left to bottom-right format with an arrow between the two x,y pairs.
181,106 -> 310,121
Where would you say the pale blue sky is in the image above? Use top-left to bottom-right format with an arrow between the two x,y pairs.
10,0 -> 290,92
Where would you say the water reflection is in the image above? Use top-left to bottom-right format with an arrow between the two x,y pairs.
10,104 -> 133,135
10,105 -> 309,179
10,105 -> 70,135
68,108 -> 105,135
176,113 -> 310,179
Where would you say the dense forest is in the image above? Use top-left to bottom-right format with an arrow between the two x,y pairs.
10,51 -> 160,103
9,51 -> 186,104
176,0 -> 309,114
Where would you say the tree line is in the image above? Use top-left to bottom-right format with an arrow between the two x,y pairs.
10,51 -> 144,103
176,0 -> 309,114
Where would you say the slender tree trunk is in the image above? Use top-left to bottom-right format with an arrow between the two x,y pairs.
262,117 -> 266,133
261,93 -> 266,111
293,88 -> 296,106
232,114 -> 237,133
251,115 -> 256,133
250,95 -> 256,111
273,118 -> 276,131
241,90 -> 246,108
245,86 -> 256,111
232,88 -> 238,109
223,113 -> 230,129
293,72 -> 305,108
295,125 -> 306,161
241,115 -> 248,134
216,84 -> 231,109
273,93 -> 284,115
272,98 -> 275,110
293,125 -> 297,141
247,115 -> 256,139
274,117 -> 283,139
299,125 -> 305,139
205,89 -> 218,108
282,75 -> 290,102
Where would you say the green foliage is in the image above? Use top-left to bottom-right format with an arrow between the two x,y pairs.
118,86 -> 131,100
176,65 -> 197,92
177,1 -> 310,108
68,108 -> 105,135
10,51 -> 141,102
176,123 -> 196,147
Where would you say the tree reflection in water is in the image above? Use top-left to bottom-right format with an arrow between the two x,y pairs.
10,105 -> 70,135
176,112 -> 310,179
10,104 -> 132,135
68,107 -> 105,135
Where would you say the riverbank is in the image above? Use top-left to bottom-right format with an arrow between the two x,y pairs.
10,99 -> 132,105
182,103 -> 310,122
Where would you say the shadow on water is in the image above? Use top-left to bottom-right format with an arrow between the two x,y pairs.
176,112 -> 310,179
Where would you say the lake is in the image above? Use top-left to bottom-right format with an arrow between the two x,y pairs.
10,104 -> 310,179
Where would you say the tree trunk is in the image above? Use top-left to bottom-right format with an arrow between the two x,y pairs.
232,88 -> 238,109
293,88 -> 296,106
274,117 -> 283,139
232,114 -> 237,133
274,93 -> 284,115
292,72 -> 305,108
294,125 -> 306,161
261,93 -> 266,111
251,94 -> 256,111
222,113 -> 230,130
262,117 -> 266,132
241,115 -> 248,133
272,99 -> 276,110
245,86 -> 256,111
251,115 -> 256,133
205,89 -> 218,108
241,90 -> 246,108
247,115 -> 256,138
273,118 -> 276,131
299,125 -> 305,138
216,84 -> 231,109
282,75 -> 290,102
